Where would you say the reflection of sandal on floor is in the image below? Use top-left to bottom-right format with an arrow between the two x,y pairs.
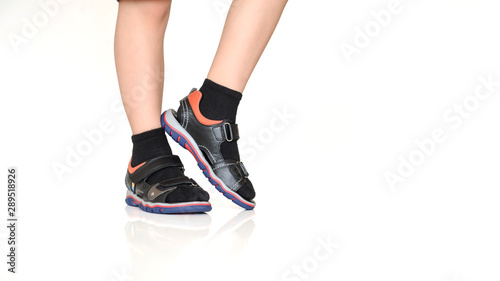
124,211 -> 211,281
125,206 -> 212,230
125,155 -> 212,214
202,210 -> 256,265
162,90 -> 256,210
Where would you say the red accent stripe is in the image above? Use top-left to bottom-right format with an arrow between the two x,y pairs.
184,143 -> 197,161
128,159 -> 146,174
187,91 -> 223,126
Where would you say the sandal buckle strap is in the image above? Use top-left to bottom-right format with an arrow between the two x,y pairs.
212,161 -> 249,191
129,155 -> 184,183
223,122 -> 236,142
212,122 -> 239,142
238,161 -> 249,177
158,176 -> 196,188
147,176 -> 196,201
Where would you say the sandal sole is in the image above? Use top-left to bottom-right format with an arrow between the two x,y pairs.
125,190 -> 212,214
162,109 -> 256,210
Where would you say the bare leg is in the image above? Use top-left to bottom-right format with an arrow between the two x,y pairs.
115,0 -> 211,212
207,0 -> 288,92
115,0 -> 171,134
171,0 -> 288,206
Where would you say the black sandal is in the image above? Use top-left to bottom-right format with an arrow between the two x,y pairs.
125,155 -> 212,214
161,90 -> 255,210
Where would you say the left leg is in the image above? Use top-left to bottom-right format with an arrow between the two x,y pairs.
115,0 -> 211,214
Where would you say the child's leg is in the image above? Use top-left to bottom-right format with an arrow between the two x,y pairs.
115,0 -> 211,213
115,0 -> 171,135
167,0 -> 288,208
207,0 -> 288,92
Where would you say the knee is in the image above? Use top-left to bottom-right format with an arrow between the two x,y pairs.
121,0 -> 172,23
145,0 -> 172,21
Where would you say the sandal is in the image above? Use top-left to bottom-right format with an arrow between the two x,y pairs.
125,155 -> 212,214
161,90 -> 256,210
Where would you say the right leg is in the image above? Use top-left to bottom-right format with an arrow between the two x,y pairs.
115,0 -> 171,135
115,0 -> 211,214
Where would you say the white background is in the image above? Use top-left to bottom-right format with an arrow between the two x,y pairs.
1,0 -> 500,280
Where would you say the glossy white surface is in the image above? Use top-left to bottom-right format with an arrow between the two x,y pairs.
1,1 -> 500,280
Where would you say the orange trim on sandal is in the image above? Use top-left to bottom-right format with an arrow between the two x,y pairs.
188,90 -> 223,126
128,159 -> 145,174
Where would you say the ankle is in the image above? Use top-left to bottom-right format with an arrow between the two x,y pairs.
197,79 -> 242,122
131,128 -> 172,166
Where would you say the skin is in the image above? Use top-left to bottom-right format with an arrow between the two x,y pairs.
115,0 -> 288,135
208,0 -> 288,93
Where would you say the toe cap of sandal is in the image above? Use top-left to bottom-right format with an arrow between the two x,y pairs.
236,179 -> 255,201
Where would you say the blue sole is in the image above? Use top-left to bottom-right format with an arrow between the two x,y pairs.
125,195 -> 212,214
161,111 -> 255,210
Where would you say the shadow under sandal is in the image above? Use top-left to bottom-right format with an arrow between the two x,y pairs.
161,89 -> 256,210
125,155 -> 212,214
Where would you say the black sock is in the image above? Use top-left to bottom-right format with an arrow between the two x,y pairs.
198,79 -> 242,161
198,79 -> 242,123
131,128 -> 184,184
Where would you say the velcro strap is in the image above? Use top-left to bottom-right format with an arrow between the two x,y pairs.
157,176 -> 195,188
129,155 -> 184,183
212,160 -> 250,191
237,161 -> 249,177
224,123 -> 239,142
213,122 -> 239,142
